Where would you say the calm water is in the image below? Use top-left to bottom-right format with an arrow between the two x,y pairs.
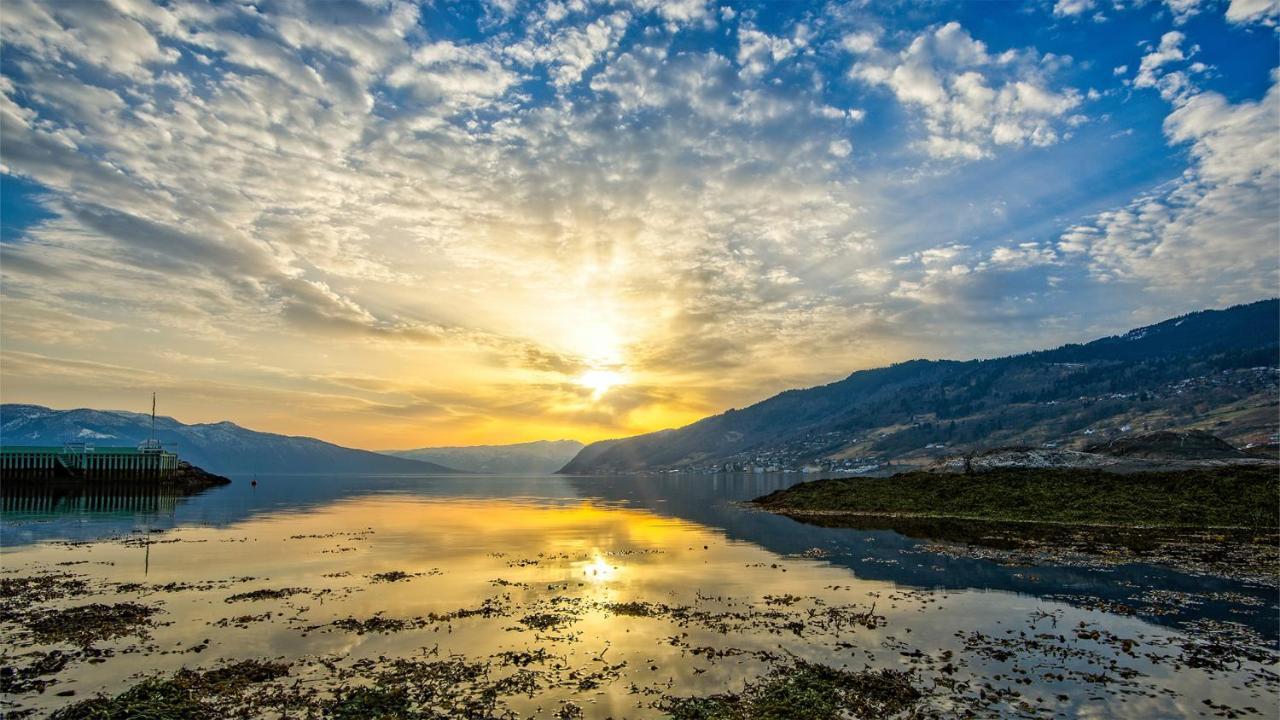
1,473 -> 1276,718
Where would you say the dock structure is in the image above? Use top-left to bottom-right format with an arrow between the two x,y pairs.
2,393 -> 181,480
1,442 -> 179,479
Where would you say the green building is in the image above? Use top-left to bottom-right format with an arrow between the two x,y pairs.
0,441 -> 179,478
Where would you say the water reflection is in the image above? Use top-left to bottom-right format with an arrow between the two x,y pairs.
565,474 -> 1280,641
2,482 -> 184,515
1,472 -> 1274,640
0,480 -> 1275,719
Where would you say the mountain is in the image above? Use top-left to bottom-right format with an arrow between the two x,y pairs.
383,439 -> 584,474
0,406 -> 463,476
559,299 -> 1280,474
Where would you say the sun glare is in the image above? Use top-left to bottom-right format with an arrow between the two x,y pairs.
577,369 -> 624,399
581,554 -> 619,583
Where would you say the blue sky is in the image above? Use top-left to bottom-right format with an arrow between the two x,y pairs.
0,0 -> 1276,447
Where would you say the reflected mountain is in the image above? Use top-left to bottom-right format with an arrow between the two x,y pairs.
562,473 -> 1278,641
1,471 -> 1272,640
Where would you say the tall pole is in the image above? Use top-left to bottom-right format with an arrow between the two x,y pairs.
150,392 -> 156,443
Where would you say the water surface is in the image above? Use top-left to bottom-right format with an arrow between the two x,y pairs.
2,473 -> 1275,717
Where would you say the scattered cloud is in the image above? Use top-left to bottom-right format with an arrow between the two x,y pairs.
1061,71 -> 1278,301
1053,0 -> 1097,18
0,0 -> 1273,447
849,22 -> 1085,160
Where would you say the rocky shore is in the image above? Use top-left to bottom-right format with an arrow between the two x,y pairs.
166,461 -> 232,492
751,462 -> 1279,583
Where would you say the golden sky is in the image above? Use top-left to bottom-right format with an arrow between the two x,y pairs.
1,1 -> 1275,449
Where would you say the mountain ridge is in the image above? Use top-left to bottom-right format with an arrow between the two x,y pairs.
383,439 -> 584,474
0,406 -> 464,476
559,299 -> 1280,474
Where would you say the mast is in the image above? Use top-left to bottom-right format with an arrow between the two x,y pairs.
150,392 -> 156,443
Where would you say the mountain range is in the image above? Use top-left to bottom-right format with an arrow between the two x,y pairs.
384,440 -> 584,474
4,300 -> 1275,479
559,299 -> 1280,474
0,406 -> 461,476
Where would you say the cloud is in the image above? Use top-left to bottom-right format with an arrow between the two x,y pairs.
0,0 -> 180,80
842,30 -> 879,54
1132,31 -> 1198,101
1060,74 -> 1279,301
986,242 -> 1059,269
1053,0 -> 1097,18
0,0 -> 1273,447
1163,0 -> 1207,23
0,0 -> 890,442
1226,0 -> 1280,25
849,22 -> 1085,160
737,26 -> 799,78
630,0 -> 712,26
388,40 -> 519,106
506,11 -> 631,89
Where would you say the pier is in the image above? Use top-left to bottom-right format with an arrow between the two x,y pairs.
0,442 -> 179,479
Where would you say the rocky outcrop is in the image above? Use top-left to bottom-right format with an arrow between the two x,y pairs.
930,432 -> 1270,474
929,447 -> 1122,474
1085,430 -> 1248,460
167,461 -> 232,491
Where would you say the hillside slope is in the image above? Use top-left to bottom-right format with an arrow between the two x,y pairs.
559,300 -> 1279,474
0,406 -> 463,476
384,439 -> 584,474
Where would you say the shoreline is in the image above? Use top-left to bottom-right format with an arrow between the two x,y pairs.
750,466 -> 1280,585
753,505 -> 1273,532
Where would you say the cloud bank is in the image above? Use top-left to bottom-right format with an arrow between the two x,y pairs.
0,0 -> 1274,448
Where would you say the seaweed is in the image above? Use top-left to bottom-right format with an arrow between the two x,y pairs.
224,587 -> 307,603
0,650 -> 70,694
24,603 -> 156,647
48,660 -> 290,720
658,660 -> 922,720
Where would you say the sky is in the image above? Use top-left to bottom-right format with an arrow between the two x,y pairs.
0,0 -> 1276,450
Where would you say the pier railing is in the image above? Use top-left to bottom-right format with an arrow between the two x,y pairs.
0,444 -> 180,479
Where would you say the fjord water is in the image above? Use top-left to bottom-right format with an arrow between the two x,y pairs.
2,473 -> 1275,717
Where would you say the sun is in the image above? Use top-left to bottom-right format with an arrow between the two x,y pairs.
577,369 -> 624,399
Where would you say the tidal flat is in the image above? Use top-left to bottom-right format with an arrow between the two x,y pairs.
1,473 -> 1276,718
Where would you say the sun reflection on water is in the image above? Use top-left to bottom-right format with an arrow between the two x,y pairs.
579,553 -> 619,583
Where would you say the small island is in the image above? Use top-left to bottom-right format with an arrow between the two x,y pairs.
752,464 -> 1278,528
751,433 -> 1279,583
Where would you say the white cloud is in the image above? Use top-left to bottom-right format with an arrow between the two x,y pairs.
842,31 -> 879,54
1061,76 -> 1279,301
630,0 -> 711,26
1053,0 -> 1097,18
1164,0 -> 1206,23
1136,31 -> 1192,101
987,242 -> 1059,269
388,40 -> 518,105
849,22 -> 1084,160
0,0 -> 181,80
503,10 -> 634,91
0,0 -> 1271,443
0,0 -> 901,438
917,243 -> 969,264
1226,0 -> 1280,25
737,27 -> 798,78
